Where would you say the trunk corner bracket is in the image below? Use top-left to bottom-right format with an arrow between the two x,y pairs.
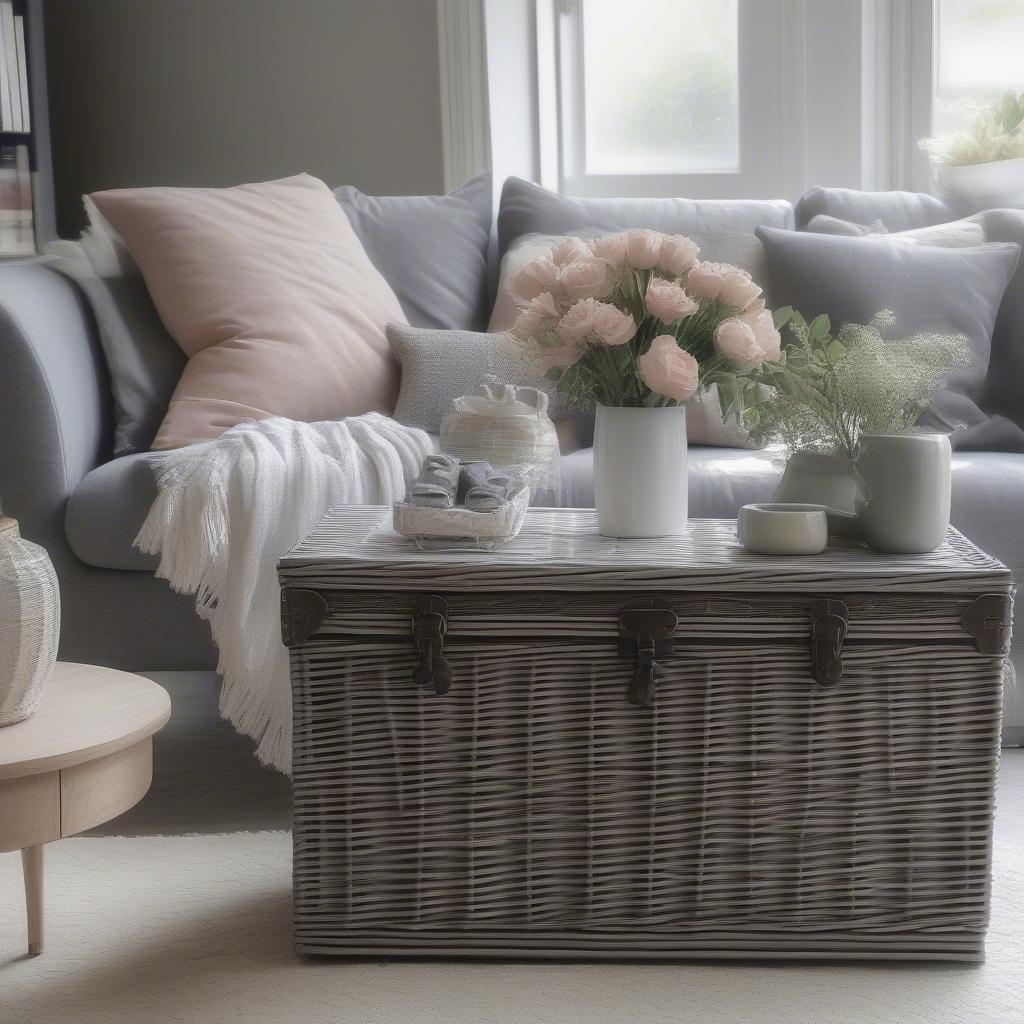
281,588 -> 330,647
962,593 -> 1013,656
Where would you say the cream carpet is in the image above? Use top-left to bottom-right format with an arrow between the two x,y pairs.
1,752 -> 1022,1024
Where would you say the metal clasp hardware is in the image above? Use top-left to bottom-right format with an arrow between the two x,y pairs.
961,593 -> 1014,656
810,598 -> 849,686
618,600 -> 679,707
411,595 -> 452,695
281,588 -> 330,647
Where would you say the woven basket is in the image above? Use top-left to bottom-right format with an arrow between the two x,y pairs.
0,518 -> 60,726
280,508 -> 1011,961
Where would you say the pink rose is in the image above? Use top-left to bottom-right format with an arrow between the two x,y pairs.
714,317 -> 765,368
743,307 -> 782,363
590,302 -> 636,346
718,267 -> 762,310
511,256 -> 561,303
557,297 -> 599,343
658,234 -> 700,276
549,236 -> 591,266
625,228 -> 663,269
645,278 -> 698,324
536,335 -> 586,371
589,232 -> 629,265
638,335 -> 700,402
559,258 -> 612,301
510,291 -> 561,341
685,260 -> 728,301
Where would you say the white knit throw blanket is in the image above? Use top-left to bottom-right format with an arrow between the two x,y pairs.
135,415 -> 432,773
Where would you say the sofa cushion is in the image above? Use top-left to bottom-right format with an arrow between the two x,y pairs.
334,173 -> 492,332
66,451 -> 164,571
795,187 -> 957,232
757,226 -> 1022,450
497,177 -> 793,260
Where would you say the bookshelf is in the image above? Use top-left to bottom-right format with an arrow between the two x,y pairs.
0,0 -> 53,256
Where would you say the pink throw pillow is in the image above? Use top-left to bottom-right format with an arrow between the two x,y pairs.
89,174 -> 405,450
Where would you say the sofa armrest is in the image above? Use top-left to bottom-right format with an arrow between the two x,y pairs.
0,262 -> 112,556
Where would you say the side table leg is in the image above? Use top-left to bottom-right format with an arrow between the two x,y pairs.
21,845 -> 44,956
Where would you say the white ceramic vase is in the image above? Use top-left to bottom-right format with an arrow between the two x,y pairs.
593,404 -> 687,538
0,517 -> 60,726
857,433 -> 952,554
774,452 -> 866,515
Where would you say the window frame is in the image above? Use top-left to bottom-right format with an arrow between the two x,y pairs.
526,0 -> 943,200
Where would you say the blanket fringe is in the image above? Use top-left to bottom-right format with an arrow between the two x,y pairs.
134,416 -> 432,773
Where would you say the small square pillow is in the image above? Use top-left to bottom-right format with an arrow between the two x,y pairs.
387,323 -> 592,452
90,174 -> 406,450
334,173 -> 491,332
757,226 -> 1021,447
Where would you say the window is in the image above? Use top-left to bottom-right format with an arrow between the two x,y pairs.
580,0 -> 739,176
553,0 -> 797,200
933,0 -> 1024,137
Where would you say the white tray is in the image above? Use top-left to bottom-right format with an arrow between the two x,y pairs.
392,487 -> 530,550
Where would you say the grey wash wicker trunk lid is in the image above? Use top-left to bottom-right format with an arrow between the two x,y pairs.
279,507 -> 1013,961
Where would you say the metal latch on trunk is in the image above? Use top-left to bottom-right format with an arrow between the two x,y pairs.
411,595 -> 452,695
618,599 -> 679,707
810,598 -> 849,686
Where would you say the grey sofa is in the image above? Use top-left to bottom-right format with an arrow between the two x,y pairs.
1,184 -> 1021,743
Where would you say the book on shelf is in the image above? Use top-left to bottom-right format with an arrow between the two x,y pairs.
0,1 -> 28,133
14,11 -> 28,132
0,144 -> 33,254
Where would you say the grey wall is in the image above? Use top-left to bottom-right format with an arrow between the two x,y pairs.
44,0 -> 446,237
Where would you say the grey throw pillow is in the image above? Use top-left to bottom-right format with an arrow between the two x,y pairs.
757,226 -> 1022,450
795,186 -> 957,232
44,235 -> 185,456
497,177 -> 794,260
334,173 -> 492,332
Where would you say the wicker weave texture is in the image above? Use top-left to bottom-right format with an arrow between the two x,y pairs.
291,640 -> 1003,960
0,520 -> 60,726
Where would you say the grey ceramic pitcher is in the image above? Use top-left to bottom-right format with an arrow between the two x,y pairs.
858,433 -> 952,553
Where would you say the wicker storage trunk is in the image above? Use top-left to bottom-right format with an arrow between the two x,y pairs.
279,507 -> 1013,962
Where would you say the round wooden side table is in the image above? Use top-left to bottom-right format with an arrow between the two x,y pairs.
0,662 -> 170,955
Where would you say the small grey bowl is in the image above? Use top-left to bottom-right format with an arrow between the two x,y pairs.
737,503 -> 829,556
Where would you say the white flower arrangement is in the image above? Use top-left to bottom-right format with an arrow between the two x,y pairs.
507,229 -> 781,420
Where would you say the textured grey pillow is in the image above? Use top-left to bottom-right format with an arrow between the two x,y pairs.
387,323 -> 570,435
757,226 -> 1022,450
334,173 -> 491,332
44,236 -> 185,456
497,177 -> 794,260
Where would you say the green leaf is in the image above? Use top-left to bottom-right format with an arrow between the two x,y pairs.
809,314 -> 832,339
772,306 -> 794,330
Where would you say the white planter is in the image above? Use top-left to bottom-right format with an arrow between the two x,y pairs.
932,157 -> 1024,213
0,518 -> 60,726
857,433 -> 952,554
593,404 -> 687,538
774,452 -> 866,515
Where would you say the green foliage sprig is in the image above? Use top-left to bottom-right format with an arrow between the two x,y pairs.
747,309 -> 970,460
